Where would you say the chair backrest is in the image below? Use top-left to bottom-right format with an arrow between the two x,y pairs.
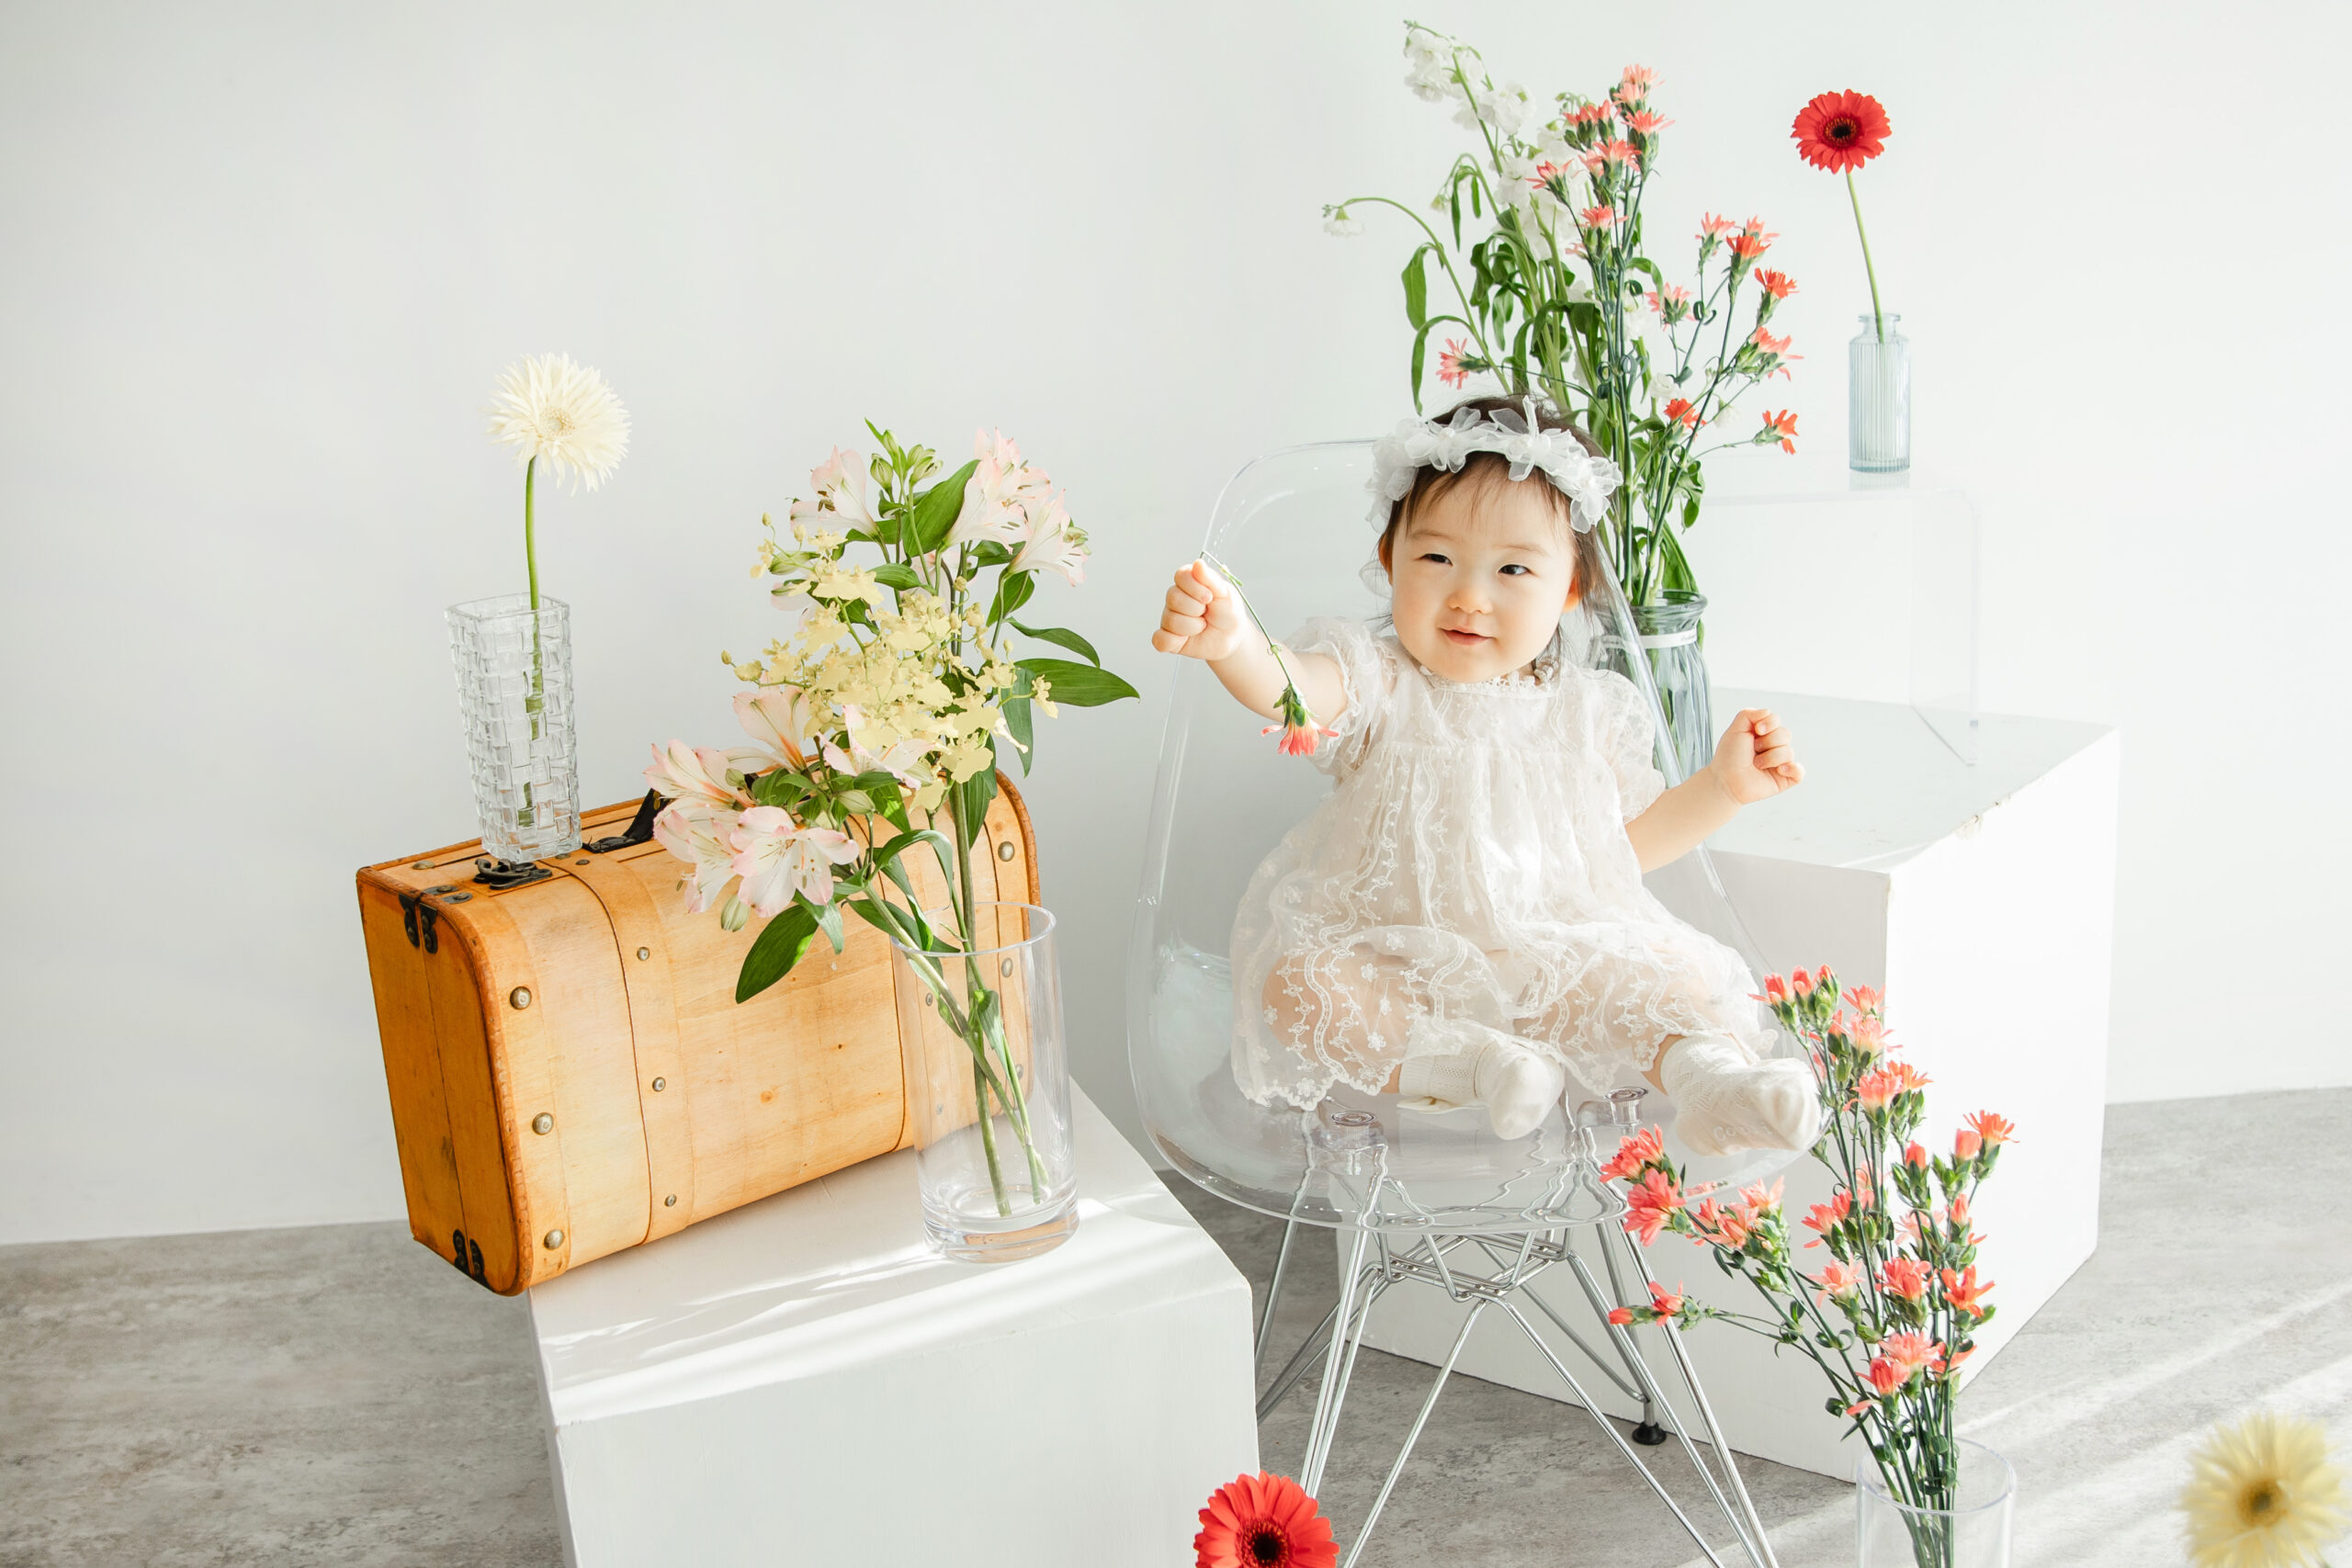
1125,442 -> 1793,1233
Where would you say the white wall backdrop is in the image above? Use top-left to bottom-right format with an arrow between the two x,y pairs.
4,1 -> 2344,1245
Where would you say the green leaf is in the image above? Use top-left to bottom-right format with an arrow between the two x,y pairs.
871,562 -> 923,592
1003,695 -> 1034,775
990,570 -> 1035,622
1010,620 -> 1100,666
736,901 -> 820,1003
907,458 -> 979,554
1402,245 -> 1430,331
813,897 -> 845,953
748,769 -> 809,808
1015,658 -> 1137,707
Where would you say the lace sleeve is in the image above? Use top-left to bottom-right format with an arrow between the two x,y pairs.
1589,668 -> 1667,818
1289,616 -> 1395,777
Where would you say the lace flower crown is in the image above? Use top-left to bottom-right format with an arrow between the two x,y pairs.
1366,398 -> 1622,533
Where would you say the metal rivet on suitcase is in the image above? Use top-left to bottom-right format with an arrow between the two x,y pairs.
532,1113 -> 554,1134
424,885 -> 456,895
637,947 -> 650,961
574,859 -> 590,866
413,861 -> 435,870
447,892 -> 472,902
510,987 -> 532,1010
651,1077 -> 666,1092
543,1229 -> 564,1249
663,1194 -> 677,1207
1001,957 -> 1014,976
922,992 -> 934,1007
997,840 -> 1016,861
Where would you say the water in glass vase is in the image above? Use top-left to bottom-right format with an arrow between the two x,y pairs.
1622,595 -> 1713,782
888,902 -> 1078,1262
447,594 -> 581,863
1857,1438 -> 2015,1568
1849,312 -> 1911,474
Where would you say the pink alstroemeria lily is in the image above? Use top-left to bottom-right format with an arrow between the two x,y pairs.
651,800 -> 743,915
645,739 -> 748,809
734,685 -> 820,770
947,440 -> 1039,548
793,446 -> 876,526
727,807 -> 859,919
822,704 -> 932,788
1010,493 -> 1089,584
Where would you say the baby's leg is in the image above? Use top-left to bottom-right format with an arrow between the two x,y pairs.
1262,938 -> 1562,1135
1515,957 -> 1818,1156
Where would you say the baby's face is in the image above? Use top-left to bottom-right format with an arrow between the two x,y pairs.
1385,479 -> 1578,683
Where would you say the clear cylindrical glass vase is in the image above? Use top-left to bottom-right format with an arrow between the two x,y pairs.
888,902 -> 1077,1262
1857,1438 -> 2015,1568
1849,311 -> 1911,473
1628,594 -> 1713,782
447,593 -> 581,865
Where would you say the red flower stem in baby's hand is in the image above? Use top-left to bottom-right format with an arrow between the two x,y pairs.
1204,554 -> 1339,758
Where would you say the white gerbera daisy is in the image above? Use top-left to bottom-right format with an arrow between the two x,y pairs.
2179,1411 -> 2348,1568
487,354 -> 629,491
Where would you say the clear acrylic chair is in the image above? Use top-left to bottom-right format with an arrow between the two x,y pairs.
1125,441 -> 1801,1568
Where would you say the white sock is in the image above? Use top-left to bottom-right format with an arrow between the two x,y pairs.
1398,1018 -> 1566,1140
1658,1034 -> 1822,1156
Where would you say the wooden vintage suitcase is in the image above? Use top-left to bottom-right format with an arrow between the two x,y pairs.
355,780 -> 1039,1294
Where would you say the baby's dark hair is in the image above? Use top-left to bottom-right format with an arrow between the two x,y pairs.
1375,394 -> 1611,608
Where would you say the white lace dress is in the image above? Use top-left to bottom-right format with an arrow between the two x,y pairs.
1229,616 -> 1770,1109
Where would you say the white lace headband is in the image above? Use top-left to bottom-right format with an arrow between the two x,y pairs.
1366,398 -> 1621,534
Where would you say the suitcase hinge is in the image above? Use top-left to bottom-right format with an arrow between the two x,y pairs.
398,893 -> 439,953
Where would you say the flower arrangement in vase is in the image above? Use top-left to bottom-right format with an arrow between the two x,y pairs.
1600,966 -> 2017,1567
645,425 -> 1134,1258
450,354 -> 629,870
1791,89 -> 1908,473
1324,25 -> 1805,773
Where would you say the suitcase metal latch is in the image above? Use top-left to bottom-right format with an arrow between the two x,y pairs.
585,790 -> 665,853
398,893 -> 439,953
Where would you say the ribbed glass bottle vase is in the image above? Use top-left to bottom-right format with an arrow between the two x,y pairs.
1627,595 -> 1713,782
447,594 -> 581,864
1849,312 -> 1911,473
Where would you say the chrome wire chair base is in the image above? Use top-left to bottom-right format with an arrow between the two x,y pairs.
1255,1192 -> 1783,1568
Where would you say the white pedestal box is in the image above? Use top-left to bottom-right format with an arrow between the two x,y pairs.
529,1086 -> 1257,1567
1356,692 -> 2120,1478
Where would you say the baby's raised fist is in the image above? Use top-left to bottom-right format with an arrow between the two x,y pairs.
1152,559 -> 1250,662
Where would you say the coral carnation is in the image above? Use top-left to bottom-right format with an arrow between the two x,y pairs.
1194,1472 -> 1337,1568
1792,90 -> 1893,175
1623,1168 -> 1684,1245
1600,1125 -> 1665,1182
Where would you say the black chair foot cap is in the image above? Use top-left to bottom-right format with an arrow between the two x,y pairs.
1632,1421 -> 1670,1446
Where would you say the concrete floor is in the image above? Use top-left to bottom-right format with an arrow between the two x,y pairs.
4,1089 -> 2346,1567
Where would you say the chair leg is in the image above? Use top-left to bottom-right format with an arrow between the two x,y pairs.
1494,1301 -> 1737,1568
1300,1222 -> 1374,1497
1255,1212 -> 1303,1376
1618,1230 -> 1782,1568
1338,1299 -> 1489,1568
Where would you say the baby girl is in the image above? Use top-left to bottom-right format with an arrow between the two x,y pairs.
1152,395 -> 1820,1154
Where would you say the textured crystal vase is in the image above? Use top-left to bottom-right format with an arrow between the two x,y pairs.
889,902 -> 1077,1262
447,594 -> 581,865
1627,595 -> 1713,781
1857,1439 -> 2015,1568
1849,311 -> 1912,473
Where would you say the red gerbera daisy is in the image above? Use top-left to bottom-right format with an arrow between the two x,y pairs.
1194,1472 -> 1337,1568
1791,90 -> 1891,174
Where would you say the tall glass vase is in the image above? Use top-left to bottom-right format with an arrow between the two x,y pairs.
1857,1438 -> 2015,1568
888,902 -> 1077,1262
1850,311 -> 1912,473
1627,595 -> 1713,782
447,594 -> 581,865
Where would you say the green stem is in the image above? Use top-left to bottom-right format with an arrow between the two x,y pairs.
520,457 -> 544,832
1848,170 -> 1885,342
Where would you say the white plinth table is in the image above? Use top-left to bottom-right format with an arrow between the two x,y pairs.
1359,690 -> 2120,1478
529,1085 -> 1258,1567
